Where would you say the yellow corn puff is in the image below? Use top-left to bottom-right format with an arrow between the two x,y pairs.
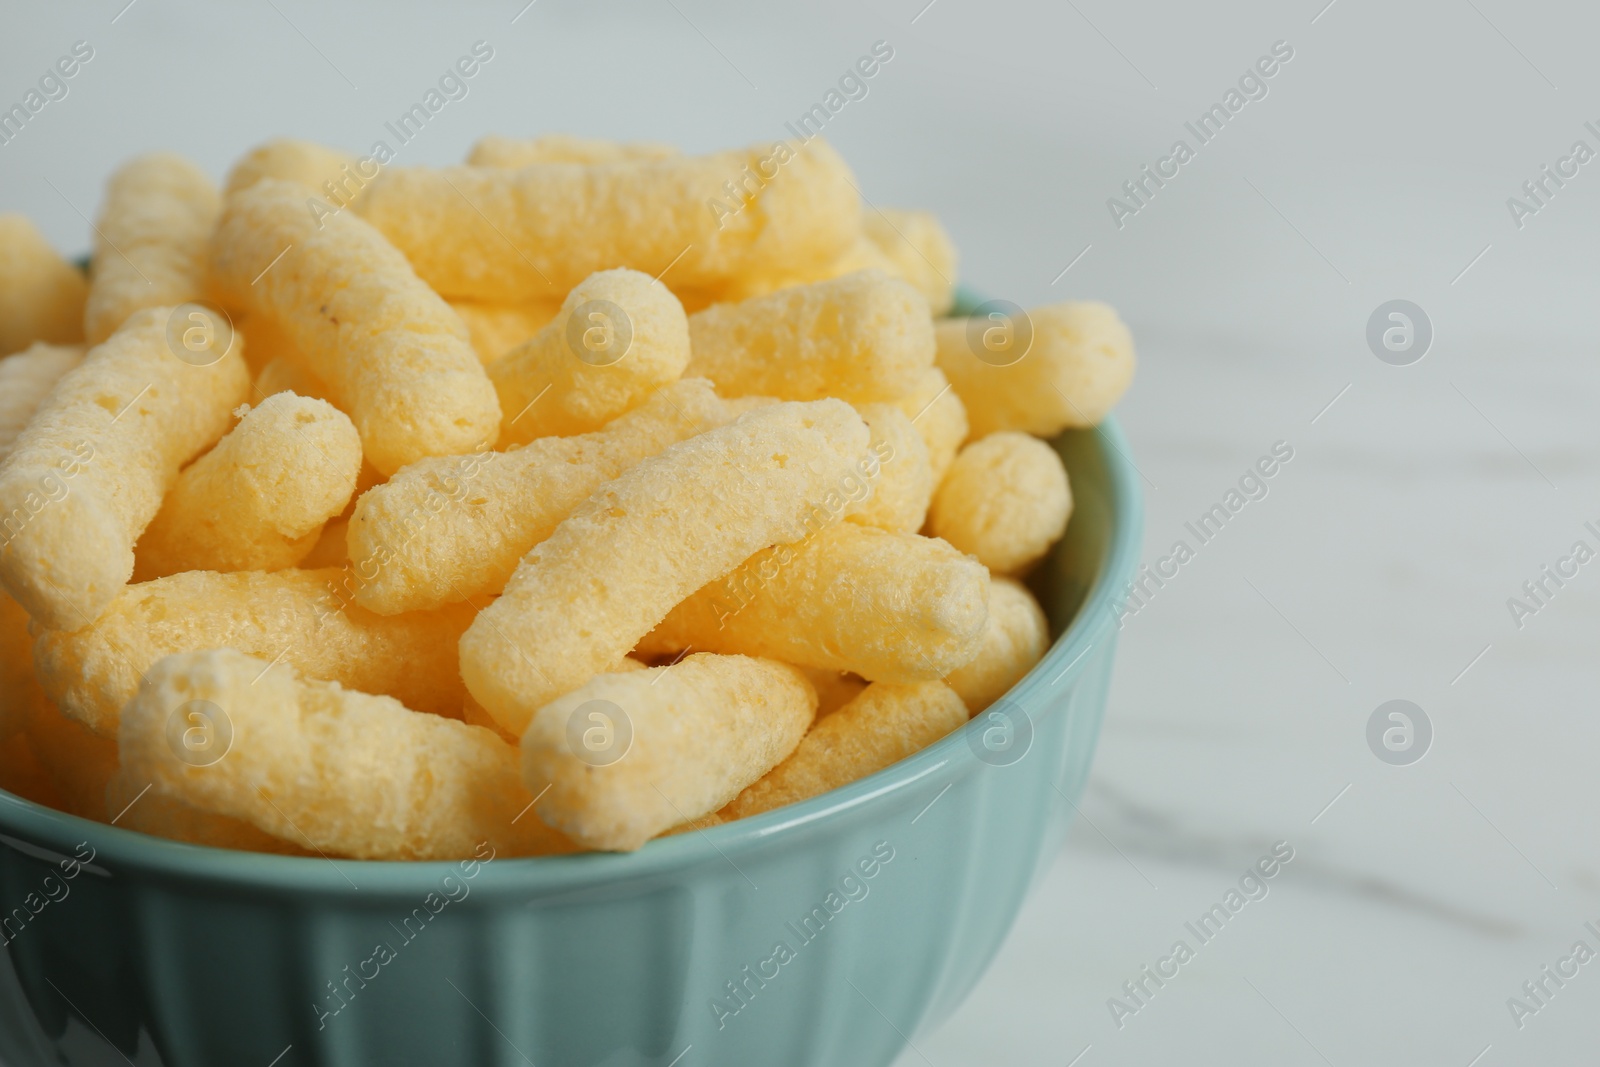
224,139 -> 359,198
864,208 -> 958,316
709,234 -> 895,305
0,342 -> 86,465
34,567 -> 474,736
84,154 -> 220,345
944,577 -> 1049,713
0,307 -> 250,630
684,270 -> 933,404
25,695 -> 117,822
355,139 -> 860,301
890,367 -> 968,484
466,134 -> 678,167
348,378 -> 733,616
491,269 -> 691,444
0,214 -> 87,357
523,653 -> 815,851
461,399 -> 869,735
118,649 -> 570,860
133,393 -> 362,579
450,299 -> 561,365
107,771 -> 312,855
638,523 -> 988,682
929,432 -> 1072,575
801,667 -> 868,718
935,301 -> 1135,437
850,403 -> 933,534
209,178 -> 500,475
721,680 -> 967,821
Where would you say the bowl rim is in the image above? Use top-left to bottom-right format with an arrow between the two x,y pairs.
0,378 -> 1144,898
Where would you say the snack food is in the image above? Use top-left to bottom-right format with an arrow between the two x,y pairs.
355,140 -> 860,301
0,342 -> 85,464
864,209 -> 958,316
490,268 -> 691,444
223,138 -> 358,198
84,154 -> 220,344
119,649 -> 567,860
210,178 -> 499,475
936,300 -> 1135,438
0,214 -> 87,357
637,523 -> 988,682
34,568 -> 474,735
943,578 -> 1050,713
0,130 -> 1133,860
0,306 -> 249,629
523,653 -> 815,850
133,392 -> 361,579
683,270 -> 933,403
347,378 -> 736,616
891,366 -> 968,484
721,680 -> 968,820
466,134 -> 678,167
460,399 -> 869,735
928,432 -> 1072,575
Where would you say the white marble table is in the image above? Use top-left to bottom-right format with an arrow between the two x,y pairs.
5,1 -> 1598,1063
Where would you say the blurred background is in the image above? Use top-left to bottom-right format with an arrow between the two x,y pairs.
5,1 -> 1598,1063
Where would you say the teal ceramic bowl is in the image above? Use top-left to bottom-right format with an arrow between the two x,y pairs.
0,289 -> 1141,1067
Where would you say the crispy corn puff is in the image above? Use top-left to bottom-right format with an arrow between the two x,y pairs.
523,654 -> 815,851
638,523 -> 988,682
134,393 -> 362,579
864,209 -> 958,316
935,301 -> 1135,437
0,307 -> 250,630
684,270 -> 934,403
107,771 -> 312,854
25,696 -> 117,821
119,649 -> 570,860
466,134 -> 678,167
210,178 -> 500,475
224,139 -> 358,197
708,234 -> 895,305
0,342 -> 86,465
348,379 -> 733,616
84,154 -> 221,345
491,269 -> 690,444
929,432 -> 1072,575
34,567 -> 474,736
451,299 -> 561,365
355,139 -> 860,301
850,403 -> 933,534
0,214 -> 87,357
890,367 -> 968,484
944,577 -> 1049,713
721,680 -> 967,821
461,399 -> 869,735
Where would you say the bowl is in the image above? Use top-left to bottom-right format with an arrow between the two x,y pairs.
0,288 -> 1142,1067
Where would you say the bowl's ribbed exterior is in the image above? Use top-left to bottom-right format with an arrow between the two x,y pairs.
0,637 -> 1117,1067
0,315 -> 1143,1065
